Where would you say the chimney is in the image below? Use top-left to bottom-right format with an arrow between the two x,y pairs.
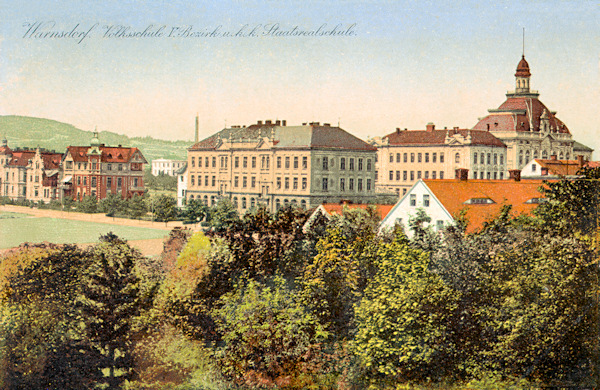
426,122 -> 435,132
509,169 -> 521,182
455,168 -> 469,181
577,155 -> 585,167
323,123 -> 330,127
266,120 -> 272,125
550,154 -> 557,160
282,120 -> 287,126
195,115 -> 199,143
396,127 -> 400,134
275,120 -> 281,125
453,126 -> 459,131
257,120 -> 263,125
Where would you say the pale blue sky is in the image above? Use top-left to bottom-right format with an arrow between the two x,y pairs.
0,1 -> 598,153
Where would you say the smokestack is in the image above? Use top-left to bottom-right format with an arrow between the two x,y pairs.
577,155 -> 585,168
195,115 -> 199,143
426,122 -> 435,132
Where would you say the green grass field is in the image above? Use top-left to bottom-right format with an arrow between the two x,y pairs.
0,213 -> 168,249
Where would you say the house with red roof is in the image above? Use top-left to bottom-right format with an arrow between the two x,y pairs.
380,170 -> 550,236
472,55 -> 593,170
0,136 -> 63,202
303,201 -> 394,233
370,123 -> 507,198
186,120 -> 377,213
521,155 -> 600,180
61,132 -> 147,200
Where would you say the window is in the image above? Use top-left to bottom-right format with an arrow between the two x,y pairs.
487,172 -> 491,179
432,171 -> 436,179
440,171 -> 444,179
84,177 -> 88,185
423,194 -> 430,207
425,153 -> 429,163
410,194 -> 416,206
117,177 -> 122,187
276,177 -> 282,189
285,157 -> 290,169
212,157 -> 216,168
389,171 -> 394,180
349,178 -> 354,191
487,153 -> 491,165
418,153 -> 422,163
293,178 -> 298,190
243,176 -> 247,188
403,171 -> 407,181
191,157 -> 195,167
403,153 -> 408,163
432,153 -> 437,163
367,179 -> 371,191
234,176 -> 239,187
322,178 -> 328,191
322,157 -> 329,170
417,171 -> 421,179
440,153 -> 444,163
425,171 -> 429,179
464,197 -> 495,205
480,172 -> 484,179
493,154 -> 498,165
340,158 -> 346,170
340,178 -> 345,191
277,157 -> 282,168
242,197 -> 247,208
358,158 -> 363,171
532,164 -> 537,172
205,157 -> 209,167
251,156 -> 256,168
191,176 -> 195,186
357,179 -> 363,191
494,172 -> 498,179
396,171 -> 400,181
212,176 -> 216,186
455,153 -> 460,164
302,178 -> 307,190
436,220 -> 444,230
302,156 -> 307,169
243,157 -> 248,168
389,153 -> 394,163
251,176 -> 256,188
107,177 -> 112,188
294,157 -> 299,169
235,157 -> 240,168
118,164 -> 123,171
367,159 -> 372,171
349,158 -> 355,171
410,153 -> 415,163
410,171 -> 414,181
474,153 -> 478,164
205,176 -> 209,186
285,177 -> 290,189
500,155 -> 504,165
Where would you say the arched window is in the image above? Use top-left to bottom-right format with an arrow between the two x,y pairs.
300,200 -> 307,209
525,151 -> 530,164
455,153 -> 460,164
542,150 -> 548,159
500,154 -> 504,165
276,199 -> 281,210
474,153 -> 478,164
242,197 -> 247,209
250,198 -> 255,208
559,152 -> 564,160
233,197 -> 238,207
284,199 -> 289,206
203,195 -> 208,205
493,154 -> 498,165
190,194 -> 194,200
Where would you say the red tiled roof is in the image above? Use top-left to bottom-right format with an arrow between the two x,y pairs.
321,203 -> 394,220
66,146 -> 145,163
0,146 -> 11,154
383,129 -> 506,148
8,151 -> 35,167
473,97 -> 571,134
424,179 -> 551,233
533,159 -> 600,176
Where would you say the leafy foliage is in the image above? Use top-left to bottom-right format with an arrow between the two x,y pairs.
152,194 -> 178,222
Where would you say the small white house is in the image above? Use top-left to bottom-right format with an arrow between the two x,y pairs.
175,163 -> 187,207
152,158 -> 186,176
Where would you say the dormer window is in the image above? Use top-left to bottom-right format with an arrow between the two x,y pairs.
525,198 -> 546,204
464,198 -> 495,205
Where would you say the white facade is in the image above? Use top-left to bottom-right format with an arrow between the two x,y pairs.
176,163 -> 188,207
152,159 -> 186,176
379,180 -> 452,237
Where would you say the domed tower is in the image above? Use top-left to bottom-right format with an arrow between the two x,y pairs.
515,55 -> 531,94
88,129 -> 102,156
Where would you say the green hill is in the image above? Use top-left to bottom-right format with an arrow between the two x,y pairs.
0,115 -> 191,162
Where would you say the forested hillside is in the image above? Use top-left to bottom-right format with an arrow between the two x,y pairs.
0,115 -> 190,161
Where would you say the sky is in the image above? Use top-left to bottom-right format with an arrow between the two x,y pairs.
0,0 -> 598,153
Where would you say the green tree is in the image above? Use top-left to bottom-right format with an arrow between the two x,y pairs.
207,197 -> 240,232
212,276 -> 328,387
99,193 -> 125,217
183,198 -> 208,225
127,193 -> 148,219
152,194 -> 178,223
77,194 -> 98,213
80,233 -> 142,389
352,230 -> 458,385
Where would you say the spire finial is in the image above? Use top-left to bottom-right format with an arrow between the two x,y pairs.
522,27 -> 525,57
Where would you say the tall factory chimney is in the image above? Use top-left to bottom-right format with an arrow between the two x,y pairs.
195,115 -> 199,143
